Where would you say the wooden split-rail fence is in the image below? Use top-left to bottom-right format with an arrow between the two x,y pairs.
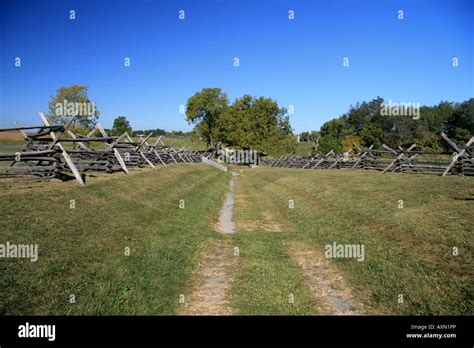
0,112 -> 212,185
261,133 -> 474,176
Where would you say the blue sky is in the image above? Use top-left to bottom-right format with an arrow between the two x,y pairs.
0,0 -> 472,132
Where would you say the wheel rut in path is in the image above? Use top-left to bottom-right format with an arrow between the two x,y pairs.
180,239 -> 238,315
286,241 -> 364,315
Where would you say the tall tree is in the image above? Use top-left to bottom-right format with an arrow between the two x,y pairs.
217,95 -> 295,154
185,88 -> 229,148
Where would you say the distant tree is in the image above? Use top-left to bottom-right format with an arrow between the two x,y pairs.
316,97 -> 473,153
47,85 -> 99,129
111,116 -> 132,136
360,122 -> 383,148
170,130 -> 184,136
415,131 -> 443,151
317,135 -> 335,153
186,88 -> 229,148
217,95 -> 295,154
307,131 -> 321,153
318,117 -> 349,153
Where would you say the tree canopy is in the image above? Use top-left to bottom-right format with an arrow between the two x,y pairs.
218,95 -> 294,152
185,88 -> 296,154
47,85 -> 99,129
111,116 -> 132,136
315,97 -> 473,154
185,88 -> 229,148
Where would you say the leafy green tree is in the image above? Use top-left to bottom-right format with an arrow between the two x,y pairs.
319,117 -> 349,152
186,88 -> 229,148
320,117 -> 349,138
184,89 -> 472,156
319,134 -> 341,153
415,131 -> 443,151
111,116 -> 132,136
360,123 -> 383,148
217,95 -> 295,154
47,85 -> 99,128
445,98 -> 474,143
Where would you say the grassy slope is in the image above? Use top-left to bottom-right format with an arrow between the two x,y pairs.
231,167 -> 473,315
0,164 -> 229,315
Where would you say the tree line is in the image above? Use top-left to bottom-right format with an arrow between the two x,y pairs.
46,85 -> 472,155
304,97 -> 473,154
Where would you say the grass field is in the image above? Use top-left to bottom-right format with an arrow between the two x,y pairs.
0,131 -> 24,155
1,164 -> 472,315
0,165 -> 229,315
231,167 -> 473,315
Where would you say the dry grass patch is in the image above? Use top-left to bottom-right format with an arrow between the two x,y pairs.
0,131 -> 24,141
285,241 -> 364,315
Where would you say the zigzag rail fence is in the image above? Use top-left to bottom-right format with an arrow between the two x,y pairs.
260,133 -> 474,177
1,113 -> 472,184
0,112 -> 212,185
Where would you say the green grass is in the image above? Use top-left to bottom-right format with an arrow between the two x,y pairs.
263,141 -> 313,158
230,232 -> 319,315
0,164 -> 229,315
159,137 -> 207,151
1,162 -> 472,315
0,141 -> 23,152
294,141 -> 314,157
0,141 -> 24,167
231,167 -> 473,315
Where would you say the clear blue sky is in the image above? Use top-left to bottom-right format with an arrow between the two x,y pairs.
0,0 -> 472,132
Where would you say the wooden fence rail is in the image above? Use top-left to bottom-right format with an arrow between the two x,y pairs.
0,112 -> 212,184
261,133 -> 474,176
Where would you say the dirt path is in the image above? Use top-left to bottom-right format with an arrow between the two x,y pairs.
180,173 -> 240,315
286,241 -> 364,315
182,170 -> 363,315
216,173 -> 239,233
180,239 -> 238,315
